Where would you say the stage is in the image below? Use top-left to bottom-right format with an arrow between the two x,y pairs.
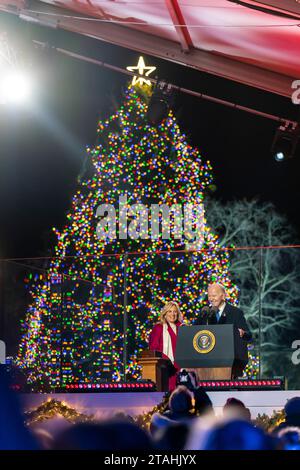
19,390 -> 300,432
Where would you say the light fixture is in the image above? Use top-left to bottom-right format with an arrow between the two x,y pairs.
271,121 -> 300,162
0,34 -> 31,105
147,80 -> 175,125
0,71 -> 31,104
198,378 -> 285,391
62,380 -> 157,393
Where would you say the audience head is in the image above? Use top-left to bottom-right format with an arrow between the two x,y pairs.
223,397 -> 251,421
53,420 -> 152,450
284,397 -> 300,420
153,421 -> 190,450
277,426 -> 300,450
113,411 -> 134,423
168,386 -> 193,414
202,419 -> 276,450
150,412 -> 172,435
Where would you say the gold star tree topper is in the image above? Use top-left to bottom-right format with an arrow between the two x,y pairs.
126,56 -> 156,87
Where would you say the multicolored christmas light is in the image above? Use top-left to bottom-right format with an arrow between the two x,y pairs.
17,80 -> 254,390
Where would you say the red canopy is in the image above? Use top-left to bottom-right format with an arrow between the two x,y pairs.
1,0 -> 300,96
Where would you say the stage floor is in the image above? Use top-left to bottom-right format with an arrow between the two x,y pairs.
20,390 -> 300,420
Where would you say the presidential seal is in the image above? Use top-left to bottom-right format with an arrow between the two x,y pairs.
193,330 -> 216,354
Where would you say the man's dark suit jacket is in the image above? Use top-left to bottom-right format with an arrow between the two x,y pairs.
201,303 -> 252,341
194,303 -> 252,376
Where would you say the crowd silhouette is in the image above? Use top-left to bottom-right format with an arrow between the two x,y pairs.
1,368 -> 300,451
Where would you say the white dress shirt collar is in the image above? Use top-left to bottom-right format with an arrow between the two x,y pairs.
218,302 -> 226,317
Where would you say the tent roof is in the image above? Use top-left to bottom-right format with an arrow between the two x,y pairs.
1,0 -> 300,97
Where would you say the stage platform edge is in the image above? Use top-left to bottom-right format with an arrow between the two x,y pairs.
20,390 -> 300,420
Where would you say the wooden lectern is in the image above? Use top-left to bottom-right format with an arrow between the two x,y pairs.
175,325 -> 248,381
138,350 -> 170,391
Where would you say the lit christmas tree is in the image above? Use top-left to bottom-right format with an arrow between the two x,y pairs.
17,58 -> 243,391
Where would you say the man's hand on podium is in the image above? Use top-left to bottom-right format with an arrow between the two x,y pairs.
238,328 -> 246,338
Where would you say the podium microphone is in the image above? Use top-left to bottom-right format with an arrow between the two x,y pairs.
209,306 -> 218,316
204,306 -> 219,324
201,306 -> 210,325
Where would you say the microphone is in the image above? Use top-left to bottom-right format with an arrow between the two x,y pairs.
201,306 -> 211,325
209,306 -> 218,317
201,306 -> 210,316
200,306 -> 218,325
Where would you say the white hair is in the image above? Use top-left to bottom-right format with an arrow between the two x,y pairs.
208,283 -> 226,294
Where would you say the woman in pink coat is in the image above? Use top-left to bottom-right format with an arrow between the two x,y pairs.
149,301 -> 183,391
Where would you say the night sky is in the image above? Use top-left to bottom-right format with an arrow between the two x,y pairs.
0,11 -> 300,260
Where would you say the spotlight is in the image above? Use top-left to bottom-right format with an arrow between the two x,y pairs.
0,71 -> 31,104
271,121 -> 300,162
147,79 -> 175,125
0,34 -> 31,105
274,151 -> 285,162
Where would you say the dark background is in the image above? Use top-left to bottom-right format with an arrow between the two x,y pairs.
0,11 -> 299,260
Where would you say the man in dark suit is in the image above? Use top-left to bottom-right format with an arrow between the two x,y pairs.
195,283 -> 252,377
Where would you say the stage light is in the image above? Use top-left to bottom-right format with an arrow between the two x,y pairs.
0,34 -> 31,105
198,378 -> 285,391
62,380 -> 157,393
147,80 -> 175,125
274,151 -> 285,162
0,71 -> 31,104
271,121 -> 300,162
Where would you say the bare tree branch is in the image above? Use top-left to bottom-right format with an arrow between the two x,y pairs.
206,198 -> 300,385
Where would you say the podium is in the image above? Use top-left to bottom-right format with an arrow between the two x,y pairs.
138,351 -> 170,391
175,325 -> 248,380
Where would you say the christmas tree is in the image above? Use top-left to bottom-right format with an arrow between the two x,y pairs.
17,58 -> 240,390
